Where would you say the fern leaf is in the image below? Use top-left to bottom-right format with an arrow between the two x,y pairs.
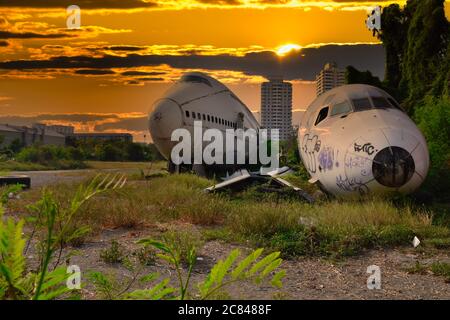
247,251 -> 280,277
231,248 -> 263,280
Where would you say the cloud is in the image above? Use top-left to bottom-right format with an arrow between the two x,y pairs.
0,44 -> 385,80
94,116 -> 148,132
0,0 -> 409,12
75,69 -> 116,75
0,0 -> 159,9
121,70 -> 166,76
0,30 -> 69,39
105,45 -> 146,51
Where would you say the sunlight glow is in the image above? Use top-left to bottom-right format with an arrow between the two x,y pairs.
276,44 -> 302,56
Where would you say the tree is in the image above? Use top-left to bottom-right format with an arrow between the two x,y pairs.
376,0 -> 449,111
345,66 -> 382,87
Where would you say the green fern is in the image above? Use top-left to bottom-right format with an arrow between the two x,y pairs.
197,248 -> 285,299
0,208 -> 26,299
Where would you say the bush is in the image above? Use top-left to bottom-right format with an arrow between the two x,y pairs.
14,144 -> 86,169
414,96 -> 450,195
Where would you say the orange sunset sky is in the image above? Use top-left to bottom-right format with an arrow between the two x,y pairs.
1,0 -> 449,141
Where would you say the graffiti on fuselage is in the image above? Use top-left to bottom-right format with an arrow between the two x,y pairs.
336,174 -> 369,195
318,146 -> 339,172
354,142 -> 376,156
302,133 -> 321,173
345,155 -> 371,169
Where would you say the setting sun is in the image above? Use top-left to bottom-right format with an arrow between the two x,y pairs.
276,44 -> 302,56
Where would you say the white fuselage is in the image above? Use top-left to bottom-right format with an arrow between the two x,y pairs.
149,72 -> 259,162
298,84 -> 429,197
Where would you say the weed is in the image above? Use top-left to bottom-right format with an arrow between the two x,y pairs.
133,246 -> 157,266
0,174 -> 124,300
100,240 -> 126,264
430,262 -> 450,281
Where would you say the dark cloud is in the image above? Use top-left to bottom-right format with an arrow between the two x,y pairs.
0,114 -> 120,125
121,71 -> 166,76
105,46 -> 146,51
0,30 -> 69,39
75,69 -> 115,75
94,116 -> 147,132
0,40 -> 9,47
137,77 -> 165,81
0,44 -> 385,80
0,0 -> 158,9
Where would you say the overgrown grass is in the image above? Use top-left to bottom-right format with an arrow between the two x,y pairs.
0,159 -> 86,171
8,173 -> 450,258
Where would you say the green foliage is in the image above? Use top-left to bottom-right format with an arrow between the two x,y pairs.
0,174 -> 125,300
65,137 -> 164,162
161,230 -> 204,265
100,240 -> 126,264
345,66 -> 382,87
0,184 -> 24,205
197,248 -> 285,299
414,96 -> 450,195
15,144 -> 86,169
430,262 -> 450,281
133,246 -> 157,266
137,236 -> 285,300
377,0 -> 449,108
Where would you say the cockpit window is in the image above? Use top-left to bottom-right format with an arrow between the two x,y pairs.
330,101 -> 352,116
315,106 -> 329,126
371,97 -> 392,109
180,75 -> 212,87
387,97 -> 404,111
352,98 -> 372,111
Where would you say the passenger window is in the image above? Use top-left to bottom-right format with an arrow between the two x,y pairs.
207,115 -> 210,121
185,110 -> 190,117
202,114 -> 206,121
330,101 -> 352,116
197,113 -> 201,119
192,112 -> 196,119
352,98 -> 372,111
371,97 -> 391,109
215,117 -> 218,123
315,106 -> 329,126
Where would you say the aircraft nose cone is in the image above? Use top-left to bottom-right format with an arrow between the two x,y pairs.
372,146 -> 415,188
148,99 -> 183,159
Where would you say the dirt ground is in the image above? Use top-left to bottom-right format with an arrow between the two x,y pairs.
12,168 -> 450,300
55,226 -> 449,300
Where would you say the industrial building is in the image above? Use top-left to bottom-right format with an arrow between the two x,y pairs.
0,124 -> 66,146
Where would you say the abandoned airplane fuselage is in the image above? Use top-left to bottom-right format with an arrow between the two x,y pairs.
149,73 -> 429,198
299,84 -> 429,197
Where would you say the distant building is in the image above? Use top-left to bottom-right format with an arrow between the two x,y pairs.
0,124 -> 65,146
315,62 -> 345,97
71,133 -> 133,143
33,123 -> 75,136
261,76 -> 293,141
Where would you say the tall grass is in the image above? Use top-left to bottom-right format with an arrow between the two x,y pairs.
8,173 -> 450,257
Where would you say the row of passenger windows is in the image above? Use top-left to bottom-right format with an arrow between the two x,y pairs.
185,110 -> 238,129
314,96 -> 402,126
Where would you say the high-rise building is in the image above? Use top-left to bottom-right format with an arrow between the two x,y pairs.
261,76 -> 292,141
315,62 -> 345,97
